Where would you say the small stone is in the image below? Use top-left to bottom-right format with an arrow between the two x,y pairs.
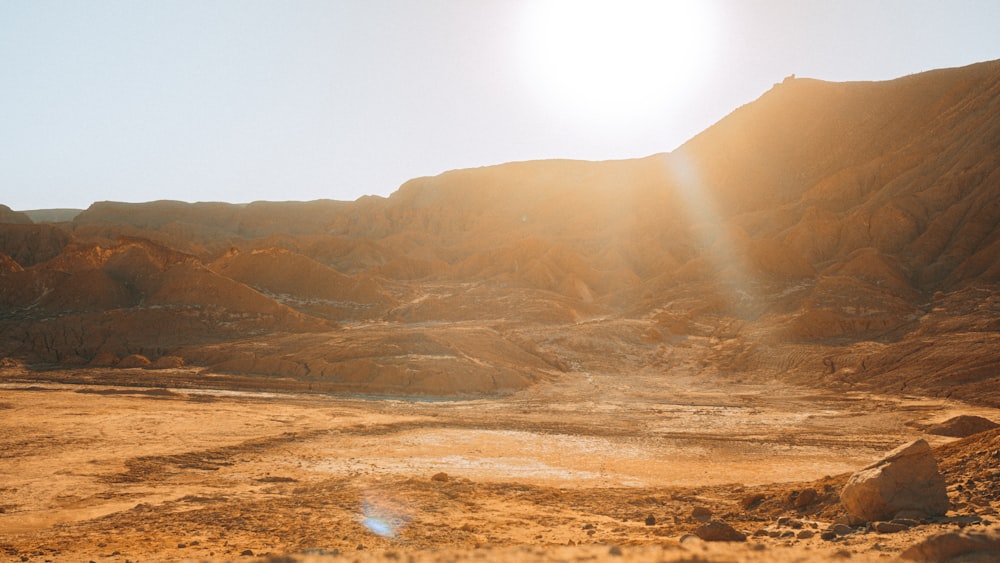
240,549 -> 254,557
644,514 -> 656,526
691,506 -> 712,522
431,472 -> 450,482
753,529 -> 769,537
874,521 -> 908,534
821,531 -> 837,541
798,530 -> 815,539
891,519 -> 918,528
582,523 -> 594,530
608,545 -> 623,556
832,524 -> 854,536
777,517 -> 790,527
177,543 -> 186,548
694,520 -> 747,542
768,530 -> 782,538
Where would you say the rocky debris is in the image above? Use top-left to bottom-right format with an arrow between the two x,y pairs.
693,520 -> 746,542
900,527 -> 1000,561
431,472 -> 450,482
644,514 -> 656,526
927,415 -> 999,438
841,439 -> 950,521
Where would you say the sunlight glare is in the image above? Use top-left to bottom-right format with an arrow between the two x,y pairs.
518,0 -> 717,126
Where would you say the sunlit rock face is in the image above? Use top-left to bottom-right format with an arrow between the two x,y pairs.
2,59 -> 1000,400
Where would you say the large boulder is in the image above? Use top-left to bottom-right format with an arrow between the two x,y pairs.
840,439 -> 949,521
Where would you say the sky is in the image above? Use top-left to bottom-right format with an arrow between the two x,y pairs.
1,1 -> 998,211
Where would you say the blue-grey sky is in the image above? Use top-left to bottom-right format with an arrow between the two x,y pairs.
2,0 -> 998,210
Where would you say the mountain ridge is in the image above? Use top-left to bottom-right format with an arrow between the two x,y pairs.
2,58 -> 999,402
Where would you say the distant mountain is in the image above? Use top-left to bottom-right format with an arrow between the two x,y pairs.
21,209 -> 84,223
2,59 -> 999,402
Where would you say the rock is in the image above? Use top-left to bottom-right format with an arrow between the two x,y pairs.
431,472 -> 450,482
841,439 -> 949,521
753,529 -> 769,537
691,506 -> 712,522
797,530 -> 815,539
240,549 -> 253,556
607,545 -> 623,556
900,528 -> 1000,561
741,493 -> 766,510
874,521 -> 908,533
926,415 -> 999,438
644,514 -> 656,526
821,530 -> 837,541
794,488 -> 818,508
693,520 -> 747,542
832,524 -> 854,536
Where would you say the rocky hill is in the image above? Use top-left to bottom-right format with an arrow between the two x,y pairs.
2,59 -> 999,401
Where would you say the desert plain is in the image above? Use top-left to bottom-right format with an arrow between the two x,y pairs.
2,363 -> 999,563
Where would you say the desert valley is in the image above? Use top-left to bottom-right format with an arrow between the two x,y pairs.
2,59 -> 1000,561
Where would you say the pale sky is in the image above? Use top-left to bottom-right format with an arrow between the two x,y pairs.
2,0 -> 998,211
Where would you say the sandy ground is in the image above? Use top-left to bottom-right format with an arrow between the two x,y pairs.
2,368 -> 999,562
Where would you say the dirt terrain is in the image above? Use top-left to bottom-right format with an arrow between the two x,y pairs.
2,367 -> 999,562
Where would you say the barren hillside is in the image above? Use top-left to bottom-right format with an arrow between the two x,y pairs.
2,59 -> 999,402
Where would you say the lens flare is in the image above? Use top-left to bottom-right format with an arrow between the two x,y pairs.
359,495 -> 408,539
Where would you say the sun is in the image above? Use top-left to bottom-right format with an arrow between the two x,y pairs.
517,0 -> 716,127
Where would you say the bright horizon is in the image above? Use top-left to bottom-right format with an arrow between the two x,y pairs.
2,0 -> 999,211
